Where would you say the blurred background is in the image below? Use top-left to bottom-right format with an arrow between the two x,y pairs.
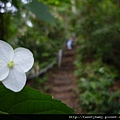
0,0 -> 120,114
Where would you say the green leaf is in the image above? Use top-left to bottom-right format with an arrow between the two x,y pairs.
0,85 -> 74,114
25,0 -> 56,25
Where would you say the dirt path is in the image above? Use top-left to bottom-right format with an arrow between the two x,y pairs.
46,47 -> 81,113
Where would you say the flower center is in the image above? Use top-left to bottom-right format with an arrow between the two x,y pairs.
8,61 -> 14,68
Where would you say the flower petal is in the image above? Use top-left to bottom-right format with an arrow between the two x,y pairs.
0,40 -> 14,62
0,59 -> 9,81
14,47 -> 34,72
2,68 -> 26,92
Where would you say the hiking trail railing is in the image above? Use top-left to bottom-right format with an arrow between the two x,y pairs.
27,40 -> 67,80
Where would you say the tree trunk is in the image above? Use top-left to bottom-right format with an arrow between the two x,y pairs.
0,13 -> 5,40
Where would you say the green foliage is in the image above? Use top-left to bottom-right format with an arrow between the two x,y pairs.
0,85 -> 74,114
30,75 -> 49,91
75,58 -> 120,113
39,0 -> 71,6
0,0 -> 68,81
77,0 -> 120,68
74,1 -> 120,113
0,0 -> 74,114
1,0 -> 120,114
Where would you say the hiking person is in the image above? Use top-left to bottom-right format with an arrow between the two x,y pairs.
66,35 -> 76,50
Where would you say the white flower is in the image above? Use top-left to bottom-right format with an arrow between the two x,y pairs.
0,40 -> 34,92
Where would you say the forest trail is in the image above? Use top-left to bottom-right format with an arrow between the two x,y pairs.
46,47 -> 81,114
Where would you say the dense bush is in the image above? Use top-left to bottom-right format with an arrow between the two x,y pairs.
74,0 -> 120,113
75,58 -> 120,113
77,0 -> 120,68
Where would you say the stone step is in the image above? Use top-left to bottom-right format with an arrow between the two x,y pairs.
63,49 -> 75,54
53,79 -> 72,86
61,64 -> 75,68
52,92 -> 74,100
62,58 -> 75,61
51,75 -> 74,81
59,67 -> 75,71
51,85 -> 74,93
62,53 -> 75,57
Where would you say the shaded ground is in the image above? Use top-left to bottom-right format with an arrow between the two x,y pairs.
46,47 -> 81,114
